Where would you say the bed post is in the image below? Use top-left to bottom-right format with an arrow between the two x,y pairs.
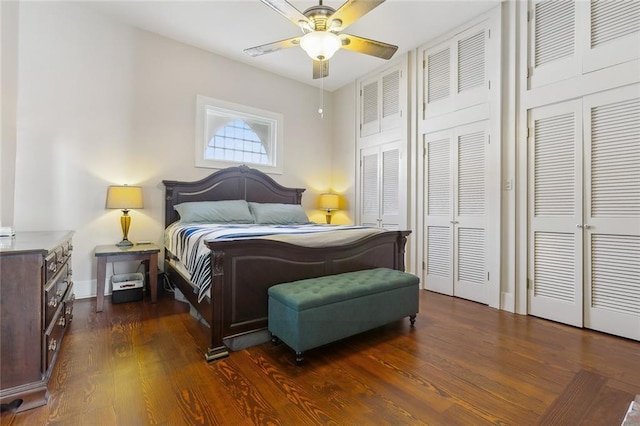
397,231 -> 411,272
205,250 -> 229,362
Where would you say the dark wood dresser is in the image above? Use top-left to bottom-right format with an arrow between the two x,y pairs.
0,231 -> 75,412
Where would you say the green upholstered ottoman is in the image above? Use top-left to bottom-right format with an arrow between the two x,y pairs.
268,267 -> 420,363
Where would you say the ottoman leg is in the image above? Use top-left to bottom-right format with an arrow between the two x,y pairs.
295,351 -> 304,364
271,333 -> 281,345
409,314 -> 416,327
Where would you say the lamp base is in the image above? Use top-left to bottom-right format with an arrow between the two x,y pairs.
325,213 -> 332,224
116,239 -> 134,248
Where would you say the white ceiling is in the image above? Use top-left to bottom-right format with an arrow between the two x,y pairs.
82,0 -> 501,92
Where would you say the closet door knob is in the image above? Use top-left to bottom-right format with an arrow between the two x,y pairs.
576,224 -> 583,228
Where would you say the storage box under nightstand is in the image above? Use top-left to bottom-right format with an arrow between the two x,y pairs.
111,272 -> 144,304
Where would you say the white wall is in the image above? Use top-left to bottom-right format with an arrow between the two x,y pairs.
330,82 -> 357,225
13,2 -> 334,298
1,0 -> 19,227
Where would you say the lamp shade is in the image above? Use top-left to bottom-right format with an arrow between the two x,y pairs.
319,193 -> 339,211
300,31 -> 342,61
106,185 -> 144,210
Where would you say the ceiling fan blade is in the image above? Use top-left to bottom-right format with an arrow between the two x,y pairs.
340,34 -> 398,60
313,60 -> 329,79
244,36 -> 301,57
260,0 -> 311,31
328,0 -> 385,31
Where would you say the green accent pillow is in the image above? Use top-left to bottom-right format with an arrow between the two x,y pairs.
248,202 -> 310,225
174,200 -> 254,224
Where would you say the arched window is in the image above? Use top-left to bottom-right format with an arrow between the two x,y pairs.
205,119 -> 269,165
196,95 -> 283,174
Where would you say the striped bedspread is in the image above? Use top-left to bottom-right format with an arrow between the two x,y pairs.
164,223 -> 382,302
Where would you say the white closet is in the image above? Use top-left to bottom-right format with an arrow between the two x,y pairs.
527,86 -> 640,340
524,0 -> 640,340
419,9 -> 501,307
360,142 -> 402,230
356,59 -> 408,231
424,121 -> 491,303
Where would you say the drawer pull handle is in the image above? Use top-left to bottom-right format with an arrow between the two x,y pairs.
58,317 -> 66,327
56,289 -> 65,297
48,297 -> 58,308
48,339 -> 57,352
65,306 -> 73,315
48,263 -> 57,273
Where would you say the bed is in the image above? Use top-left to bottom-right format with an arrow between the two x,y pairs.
162,165 -> 411,361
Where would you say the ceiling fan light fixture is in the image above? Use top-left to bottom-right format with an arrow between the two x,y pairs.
300,31 -> 341,61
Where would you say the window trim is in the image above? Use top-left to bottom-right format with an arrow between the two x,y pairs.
195,95 -> 284,174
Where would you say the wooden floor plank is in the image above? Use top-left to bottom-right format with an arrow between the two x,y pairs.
5,290 -> 639,425
537,369 -> 608,425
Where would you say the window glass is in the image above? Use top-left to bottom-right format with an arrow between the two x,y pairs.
195,95 -> 283,174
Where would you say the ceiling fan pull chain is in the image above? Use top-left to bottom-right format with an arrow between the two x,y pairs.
318,68 -> 325,118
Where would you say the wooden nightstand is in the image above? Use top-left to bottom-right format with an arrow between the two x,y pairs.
94,243 -> 160,312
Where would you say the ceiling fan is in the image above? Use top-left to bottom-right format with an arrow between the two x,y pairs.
244,0 -> 398,79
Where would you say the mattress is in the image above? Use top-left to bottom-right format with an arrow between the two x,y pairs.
164,222 -> 382,302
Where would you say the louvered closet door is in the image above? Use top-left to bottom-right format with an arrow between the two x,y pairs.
360,147 -> 380,227
528,0 -> 580,89
581,0 -> 640,73
423,122 -> 490,303
424,129 -> 454,295
528,100 -> 584,327
453,121 -> 489,303
423,44 -> 453,119
380,69 -> 401,133
583,86 -> 640,340
380,143 -> 401,230
360,77 -> 379,137
422,21 -> 491,119
454,26 -> 488,111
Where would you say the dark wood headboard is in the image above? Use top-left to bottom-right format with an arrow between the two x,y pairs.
162,165 -> 305,227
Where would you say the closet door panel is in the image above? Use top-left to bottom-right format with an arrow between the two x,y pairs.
454,121 -> 489,303
381,69 -> 401,133
528,0 -> 580,89
454,27 -> 488,111
581,0 -> 640,74
360,78 -> 380,137
423,44 -> 454,119
424,130 -> 454,295
528,100 -> 584,327
360,147 -> 380,227
380,144 -> 401,230
583,86 -> 640,340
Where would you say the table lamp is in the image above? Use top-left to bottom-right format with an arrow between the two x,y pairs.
319,193 -> 339,224
106,185 -> 143,247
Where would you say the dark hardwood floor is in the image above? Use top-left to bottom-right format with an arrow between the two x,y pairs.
2,289 -> 638,425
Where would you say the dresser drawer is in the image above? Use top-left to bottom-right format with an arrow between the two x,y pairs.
44,264 -> 70,329
64,282 -> 75,324
44,240 -> 72,285
45,309 -> 67,373
44,251 -> 59,284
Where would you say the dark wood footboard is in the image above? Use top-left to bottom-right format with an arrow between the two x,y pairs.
204,230 -> 411,360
